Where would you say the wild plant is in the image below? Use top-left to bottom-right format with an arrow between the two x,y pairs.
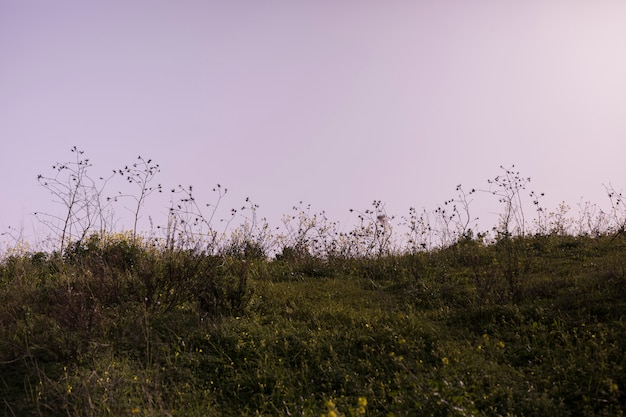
112,156 -> 162,240
401,184 -> 482,253
5,152 -> 626,415
349,200 -> 395,257
402,206 -> 435,252
279,202 -> 319,257
34,147 -> 164,254
432,184 -> 481,248
164,183 -> 235,253
222,197 -> 273,258
434,165 -> 540,301
482,165 -> 533,238
574,199 -> 612,237
532,200 -> 577,237
0,225 -> 32,258
467,166 -> 545,299
35,146 -> 116,252
277,202 -> 344,259
604,183 -> 626,238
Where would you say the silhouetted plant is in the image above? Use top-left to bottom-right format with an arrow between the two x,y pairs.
277,202 -> 344,259
34,147 -> 163,253
35,146 -> 116,252
222,197 -> 273,259
543,202 -> 575,236
112,156 -> 162,240
430,184 -> 481,248
349,200 -> 395,257
165,184 -> 237,253
605,183 -> 626,239
482,165 -> 534,238
402,206 -> 435,252
573,199 -> 612,237
475,166 -> 544,298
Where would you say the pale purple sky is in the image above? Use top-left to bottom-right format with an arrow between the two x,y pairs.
2,1 -> 626,246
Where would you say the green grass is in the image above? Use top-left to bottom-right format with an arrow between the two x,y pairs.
1,234 -> 625,416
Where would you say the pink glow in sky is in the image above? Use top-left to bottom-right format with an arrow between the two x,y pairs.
1,1 -> 626,246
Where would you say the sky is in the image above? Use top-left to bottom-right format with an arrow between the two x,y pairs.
1,0 -> 626,249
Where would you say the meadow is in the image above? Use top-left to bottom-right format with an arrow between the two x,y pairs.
1,150 -> 625,416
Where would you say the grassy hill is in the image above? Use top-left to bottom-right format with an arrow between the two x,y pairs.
1,232 -> 625,416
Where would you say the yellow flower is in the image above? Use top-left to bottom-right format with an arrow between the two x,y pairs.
354,396 -> 368,415
441,357 -> 449,365
131,407 -> 140,414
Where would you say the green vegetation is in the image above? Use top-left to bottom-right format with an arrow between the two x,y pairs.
1,149 -> 625,415
1,233 -> 625,416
